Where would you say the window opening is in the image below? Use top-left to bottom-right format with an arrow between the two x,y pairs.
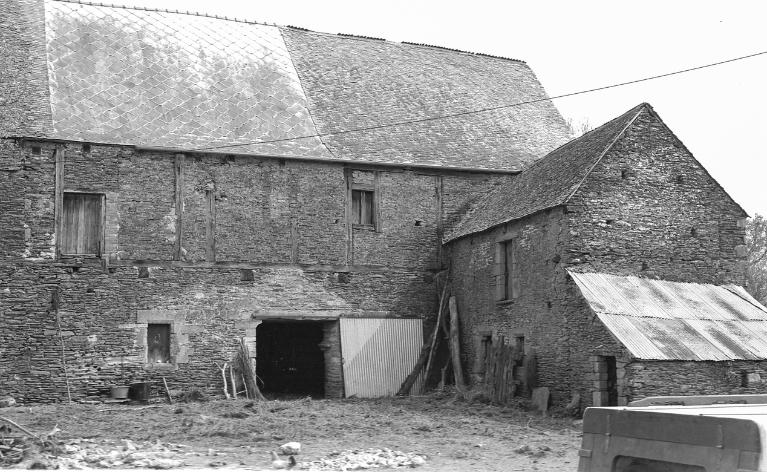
352,189 -> 375,226
61,193 -> 104,256
497,239 -> 519,300
147,324 -> 171,364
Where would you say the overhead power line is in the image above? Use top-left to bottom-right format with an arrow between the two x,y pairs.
191,49 -> 767,152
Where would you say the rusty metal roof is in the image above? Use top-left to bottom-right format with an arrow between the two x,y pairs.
569,271 -> 767,361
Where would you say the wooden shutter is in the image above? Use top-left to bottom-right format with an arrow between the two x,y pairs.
508,239 -> 520,298
352,190 -> 374,226
495,243 -> 506,301
61,193 -> 103,255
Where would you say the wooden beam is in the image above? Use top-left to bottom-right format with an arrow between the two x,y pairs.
205,187 -> 216,262
290,219 -> 299,264
448,296 -> 466,389
109,259 -> 439,274
54,145 -> 65,260
373,171 -> 382,232
435,175 -> 443,260
173,153 -> 184,261
344,167 -> 353,265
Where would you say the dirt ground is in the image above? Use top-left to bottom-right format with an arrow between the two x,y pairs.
0,392 -> 582,471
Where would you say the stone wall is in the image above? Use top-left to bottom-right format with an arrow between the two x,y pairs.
627,360 -> 767,399
446,108 -> 750,410
565,108 -> 747,285
0,0 -> 52,138
0,138 -> 503,402
448,208 -> 585,403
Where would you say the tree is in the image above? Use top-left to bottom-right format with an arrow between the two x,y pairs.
745,214 -> 767,305
565,117 -> 592,138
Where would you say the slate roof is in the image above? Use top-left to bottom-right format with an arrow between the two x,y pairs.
280,28 -> 571,170
44,0 -> 329,158
570,271 -> 767,361
8,0 -> 572,170
445,103 -> 646,241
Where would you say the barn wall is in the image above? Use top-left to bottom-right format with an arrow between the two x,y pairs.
0,138 -> 502,402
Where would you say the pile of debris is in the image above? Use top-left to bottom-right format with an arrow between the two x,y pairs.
0,415 -> 59,469
0,436 -> 30,467
55,439 -> 187,469
298,448 -> 426,470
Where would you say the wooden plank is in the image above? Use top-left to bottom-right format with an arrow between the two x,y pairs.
290,220 -> 299,264
205,188 -> 216,262
352,190 -> 361,224
448,296 -> 465,389
360,191 -> 369,225
373,171 -> 382,232
494,244 -> 505,301
396,337 -> 432,396
435,176 -> 443,261
344,167 -> 353,264
509,239 -> 520,298
174,153 -> 184,261
99,193 -> 106,257
54,145 -> 64,259
424,281 -> 448,382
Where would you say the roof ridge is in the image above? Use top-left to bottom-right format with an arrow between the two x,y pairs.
53,1 -> 528,64
337,32 -> 386,41
51,0 -> 277,27
442,103 -> 650,243
400,41 -> 525,63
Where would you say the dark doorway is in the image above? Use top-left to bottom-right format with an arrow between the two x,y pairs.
256,321 -> 325,398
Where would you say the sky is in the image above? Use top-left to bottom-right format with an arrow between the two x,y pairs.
95,0 -> 766,217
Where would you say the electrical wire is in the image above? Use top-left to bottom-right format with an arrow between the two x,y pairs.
190,49 -> 767,152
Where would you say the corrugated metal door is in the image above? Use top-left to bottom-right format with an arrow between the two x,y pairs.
340,318 -> 424,397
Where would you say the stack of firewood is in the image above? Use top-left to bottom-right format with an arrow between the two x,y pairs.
215,338 -> 265,400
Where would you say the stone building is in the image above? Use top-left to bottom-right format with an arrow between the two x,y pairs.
0,0 -> 571,402
1,1 -> 764,408
446,103 -> 767,408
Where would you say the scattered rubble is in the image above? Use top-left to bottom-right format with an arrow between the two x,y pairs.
22,438 -> 190,469
280,441 -> 301,455
0,397 -> 16,408
298,448 -> 426,470
513,444 -> 551,458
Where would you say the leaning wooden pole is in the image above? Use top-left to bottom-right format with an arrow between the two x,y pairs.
424,282 -> 449,381
448,296 -> 466,390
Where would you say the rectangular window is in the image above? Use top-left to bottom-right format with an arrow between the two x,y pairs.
352,189 -> 375,226
61,192 -> 104,256
496,239 -> 519,300
147,324 -> 171,364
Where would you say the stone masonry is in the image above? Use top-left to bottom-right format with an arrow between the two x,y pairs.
0,137 -> 506,402
446,105 -> 750,410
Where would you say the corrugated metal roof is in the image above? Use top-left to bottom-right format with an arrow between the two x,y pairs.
569,271 -> 767,361
340,318 -> 424,397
